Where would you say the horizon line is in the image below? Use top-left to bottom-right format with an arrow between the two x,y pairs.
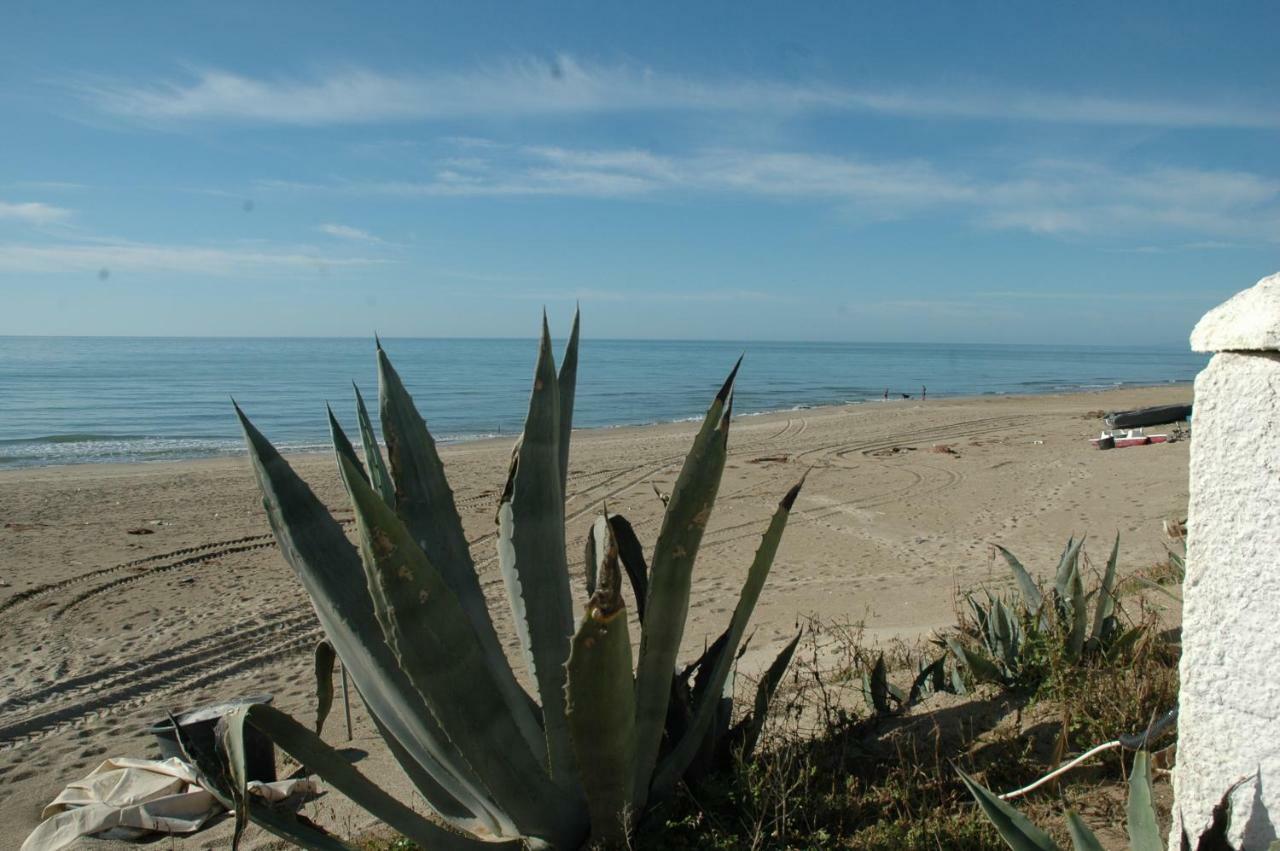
0,332 -> 1196,350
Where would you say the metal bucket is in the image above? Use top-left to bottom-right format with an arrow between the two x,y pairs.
149,694 -> 276,783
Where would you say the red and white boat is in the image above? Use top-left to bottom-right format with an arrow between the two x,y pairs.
1090,428 -> 1169,450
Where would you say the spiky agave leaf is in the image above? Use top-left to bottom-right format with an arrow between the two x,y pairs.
496,316 -> 578,788
238,405 -> 504,834
947,636 -> 1008,686
556,307 -> 580,496
584,513 -> 650,622
997,545 -> 1043,614
864,653 -> 894,715
907,655 -> 948,706
957,768 -> 1060,851
1053,537 -> 1085,608
374,343 -> 545,764
354,383 -> 395,507
1065,556 -> 1088,663
1089,533 -> 1121,648
335,448 -> 579,845
1065,812 -> 1105,851
728,628 -> 803,759
650,476 -> 803,800
565,515 -> 636,845
1127,750 -> 1163,851
631,358 -> 739,812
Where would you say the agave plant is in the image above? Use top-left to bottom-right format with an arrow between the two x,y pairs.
217,312 -> 804,849
949,536 -> 1143,689
960,750 -> 1272,851
860,650 -> 963,718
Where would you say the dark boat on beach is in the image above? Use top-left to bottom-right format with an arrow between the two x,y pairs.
1104,403 -> 1192,430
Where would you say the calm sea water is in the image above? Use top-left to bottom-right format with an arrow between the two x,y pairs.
0,337 -> 1205,469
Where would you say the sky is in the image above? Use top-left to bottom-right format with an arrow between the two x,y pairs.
1,1 -> 1277,344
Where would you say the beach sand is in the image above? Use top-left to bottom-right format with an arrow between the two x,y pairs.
0,386 -> 1191,849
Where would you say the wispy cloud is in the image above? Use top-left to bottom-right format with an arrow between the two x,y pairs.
258,143 -> 1280,242
0,239 -> 389,276
317,222 -> 384,243
13,181 -> 89,192
79,56 -> 1280,129
0,200 -> 74,224
498,286 -> 789,304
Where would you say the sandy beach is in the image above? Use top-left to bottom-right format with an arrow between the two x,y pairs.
0,385 -> 1192,849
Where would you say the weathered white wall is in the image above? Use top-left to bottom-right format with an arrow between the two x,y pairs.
1172,272 -> 1280,849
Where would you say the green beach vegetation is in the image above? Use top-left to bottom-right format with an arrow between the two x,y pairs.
201,316 -> 1184,849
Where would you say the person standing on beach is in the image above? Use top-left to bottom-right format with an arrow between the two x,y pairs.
883,388 -> 888,401
922,385 -> 927,400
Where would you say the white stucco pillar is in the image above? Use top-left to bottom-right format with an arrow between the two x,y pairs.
1172,271 -> 1280,849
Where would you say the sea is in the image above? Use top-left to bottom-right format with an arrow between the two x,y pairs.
0,337 -> 1207,469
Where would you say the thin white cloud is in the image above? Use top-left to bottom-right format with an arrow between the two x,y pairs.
0,200 -> 73,224
317,223 -> 383,243
79,56 -> 1280,129
0,240 -> 389,276
500,286 -> 788,304
14,181 -> 89,192
258,143 -> 1280,242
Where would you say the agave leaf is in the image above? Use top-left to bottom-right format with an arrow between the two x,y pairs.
1053,537 -> 1085,605
365,709 -> 476,831
313,640 -> 336,736
957,768 -> 1060,851
377,343 -> 475,582
868,653 -> 893,715
333,408 -> 545,784
223,704 -> 513,850
1065,811 -> 1105,851
651,476 -> 801,800
328,406 -> 369,484
337,450 -> 575,843
354,383 -> 395,507
372,348 -> 546,763
1127,751 -> 1163,851
557,307 -> 580,496
609,513 -> 650,623
1090,533 -> 1120,644
992,600 -> 1018,669
968,593 -> 991,639
947,637 -> 1007,686
565,517 -> 636,845
997,545 -> 1044,613
631,359 -> 739,810
237,405 -> 505,834
496,317 -> 577,787
1065,559 -> 1088,663
729,628 -> 802,758
908,656 -> 946,705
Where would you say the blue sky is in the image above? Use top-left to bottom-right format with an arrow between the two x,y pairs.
1,2 -> 1276,344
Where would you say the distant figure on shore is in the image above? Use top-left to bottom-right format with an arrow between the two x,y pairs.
883,388 -> 888,401
922,385 -> 927,401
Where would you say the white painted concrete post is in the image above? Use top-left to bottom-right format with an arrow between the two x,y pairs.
1172,271 -> 1280,849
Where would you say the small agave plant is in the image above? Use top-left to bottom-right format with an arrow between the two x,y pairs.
209,312 -> 803,849
948,536 -> 1143,689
